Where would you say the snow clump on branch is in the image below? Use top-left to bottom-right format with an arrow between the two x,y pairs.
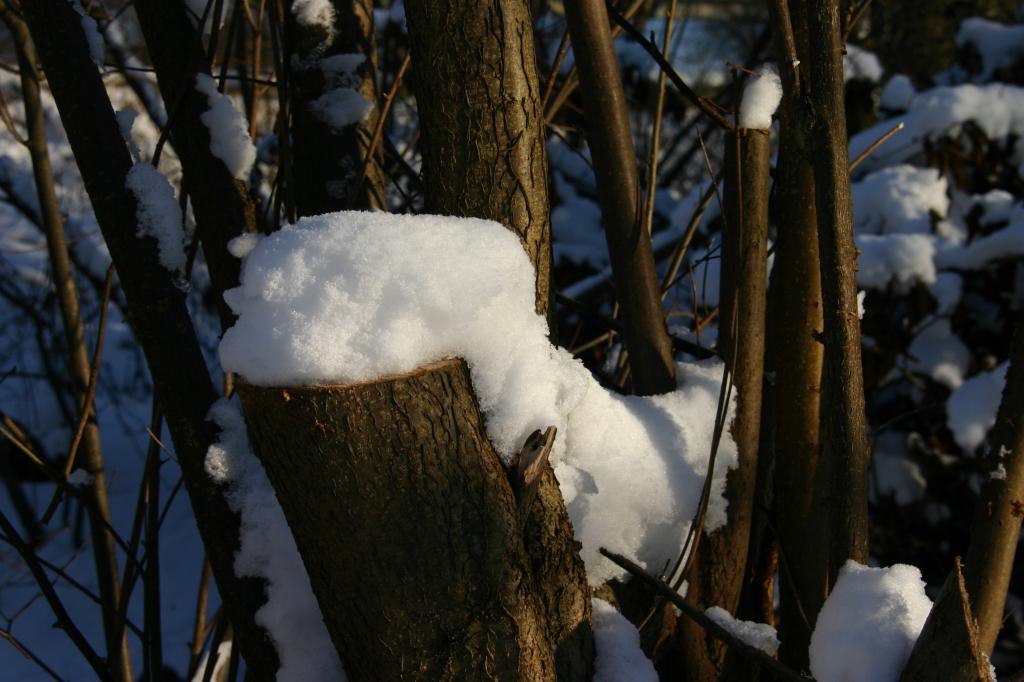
738,63 -> 782,129
195,74 -> 257,181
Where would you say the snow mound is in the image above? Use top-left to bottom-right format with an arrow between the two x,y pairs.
220,211 -> 738,584
125,163 -> 186,276
592,599 -> 658,682
956,17 -> 1024,82
852,165 -> 948,235
810,561 -> 933,682
946,362 -> 1008,453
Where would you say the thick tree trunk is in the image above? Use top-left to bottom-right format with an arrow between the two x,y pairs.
562,0 -> 676,395
804,0 -> 871,579
404,0 -> 553,317
241,359 -> 563,681
287,0 -> 387,214
679,128 -> 770,679
767,0 -> 829,670
400,6 -> 594,676
21,3 -> 281,678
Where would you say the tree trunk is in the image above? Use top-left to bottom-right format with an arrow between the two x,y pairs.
562,0 -> 676,395
907,321 -> 1024,672
404,0 -> 553,317
400,5 -> 595,677
21,3 -> 281,678
679,128 -> 770,679
132,0 -> 255,324
240,359 -> 559,681
804,0 -> 871,579
767,0 -> 828,670
287,0 -> 387,214
900,559 -> 994,682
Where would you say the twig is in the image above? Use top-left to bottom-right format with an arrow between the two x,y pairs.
39,264 -> 115,524
605,1 -> 732,130
600,548 -> 811,682
0,510 -> 113,682
660,177 -> 718,298
848,121 -> 903,173
357,51 -> 411,198
641,0 -> 677,240
188,558 -> 214,678
0,629 -> 63,681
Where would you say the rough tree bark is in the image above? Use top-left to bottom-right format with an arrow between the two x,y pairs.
287,0 -> 387,214
679,127 -> 770,680
562,0 -> 676,395
904,321 -> 1024,676
21,2 -> 280,678
404,0 -> 554,317
1,8 -> 130,680
900,559 -> 994,682
241,359 -> 577,680
767,0 -> 829,671
804,0 -> 871,579
401,4 -> 595,677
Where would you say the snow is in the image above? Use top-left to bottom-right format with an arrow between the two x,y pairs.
592,599 -> 659,682
946,362 -> 1009,453
871,431 -> 927,505
809,561 -> 933,682
310,88 -> 374,131
929,272 -> 963,315
738,64 -> 782,130
856,234 -> 937,291
880,75 -> 916,111
936,222 -> 1024,270
852,165 -> 948,235
195,74 -> 256,181
844,44 -> 884,83
849,83 -> 1024,174
956,18 -> 1024,82
906,319 -> 971,389
308,54 -> 374,131
291,0 -> 336,33
220,211 -> 738,584
704,606 -> 779,655
320,54 -> 366,81
205,399 -> 346,682
70,0 -> 104,66
125,163 -> 187,276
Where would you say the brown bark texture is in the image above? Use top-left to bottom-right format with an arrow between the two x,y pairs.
767,0 -> 828,670
132,0 -> 255,324
240,359 -> 576,681
900,559 -> 994,682
404,0 -> 553,316
679,128 -> 770,679
3,8 -> 130,680
932,321 -> 1024,657
21,2 -> 280,678
804,0 -> 871,579
287,0 -> 387,215
562,0 -> 676,395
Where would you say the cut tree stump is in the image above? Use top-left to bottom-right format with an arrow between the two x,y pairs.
240,357 -> 591,680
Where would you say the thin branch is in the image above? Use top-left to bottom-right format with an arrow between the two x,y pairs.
600,548 -> 811,682
0,510 -> 113,682
848,121 -> 904,173
604,1 -> 732,130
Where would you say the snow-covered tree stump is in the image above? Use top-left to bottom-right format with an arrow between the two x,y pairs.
240,357 -> 591,680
